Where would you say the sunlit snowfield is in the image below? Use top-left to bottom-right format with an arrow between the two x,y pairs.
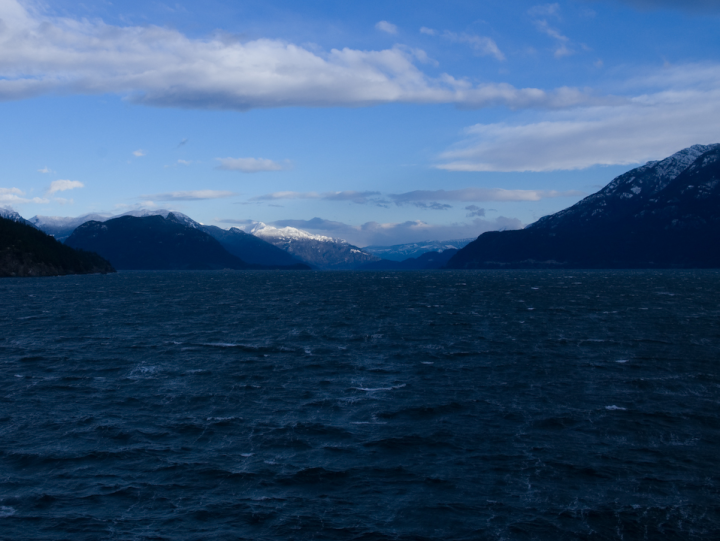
1,270 -> 719,540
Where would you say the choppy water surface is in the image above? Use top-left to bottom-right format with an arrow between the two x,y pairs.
1,270 -> 719,540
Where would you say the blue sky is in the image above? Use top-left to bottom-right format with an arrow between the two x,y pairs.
1,0 -> 719,246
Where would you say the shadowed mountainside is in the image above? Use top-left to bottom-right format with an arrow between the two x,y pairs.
448,144 -> 720,269
66,214 -> 249,270
1,216 -> 115,277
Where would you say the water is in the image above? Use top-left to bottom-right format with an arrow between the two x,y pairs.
1,270 -> 719,540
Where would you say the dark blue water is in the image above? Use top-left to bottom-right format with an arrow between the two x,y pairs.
1,270 -> 719,540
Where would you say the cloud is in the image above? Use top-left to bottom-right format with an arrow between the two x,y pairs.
253,216 -> 524,246
411,202 -> 453,210
420,27 -> 437,36
442,32 -> 505,61
465,205 -> 486,217
528,3 -> 561,17
251,190 -> 384,204
391,188 -> 583,203
48,180 -> 84,195
133,149 -> 146,157
609,0 -> 720,13
0,0 -> 607,111
140,190 -> 235,201
528,4 -> 574,58
216,157 -> 290,172
38,166 -> 53,173
375,21 -> 398,34
0,187 -> 49,204
437,64 -> 720,171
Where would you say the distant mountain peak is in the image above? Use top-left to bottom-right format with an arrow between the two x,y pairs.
250,222 -> 344,244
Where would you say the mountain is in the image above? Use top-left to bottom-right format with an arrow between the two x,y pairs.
29,209 -> 201,242
0,207 -> 36,228
358,249 -> 459,270
65,213 -> 249,270
29,212 -> 113,242
1,216 -> 114,277
447,144 -> 720,269
249,222 -> 380,270
200,225 -> 307,267
363,239 -> 474,261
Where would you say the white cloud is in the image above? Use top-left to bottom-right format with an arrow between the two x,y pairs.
529,4 -> 574,58
140,190 -> 235,201
528,3 -> 561,17
216,158 -> 290,172
390,188 -> 583,202
48,180 -> 84,194
177,159 -> 192,165
133,149 -> 146,157
0,0 -> 605,111
420,27 -> 437,36
38,166 -> 53,173
251,190 -> 381,204
375,21 -> 398,34
443,32 -> 506,61
0,187 -> 49,204
437,65 -> 720,171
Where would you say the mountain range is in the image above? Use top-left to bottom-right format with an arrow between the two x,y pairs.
5,143 -> 720,273
363,239 -> 473,261
447,144 -> 720,268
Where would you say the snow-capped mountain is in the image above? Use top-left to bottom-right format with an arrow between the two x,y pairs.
527,143 -> 720,231
0,207 -> 35,227
363,239 -> 474,261
248,222 -> 380,269
119,209 -> 201,229
29,209 -> 198,241
449,143 -> 720,269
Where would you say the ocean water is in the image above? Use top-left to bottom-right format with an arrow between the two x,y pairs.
1,270 -> 719,540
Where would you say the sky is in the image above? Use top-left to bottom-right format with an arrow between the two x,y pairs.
1,0 -> 719,247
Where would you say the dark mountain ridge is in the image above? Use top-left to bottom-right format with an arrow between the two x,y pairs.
66,214 -> 249,270
1,216 -> 115,277
448,144 -> 720,269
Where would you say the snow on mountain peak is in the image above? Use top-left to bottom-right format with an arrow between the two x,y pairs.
249,222 -> 343,244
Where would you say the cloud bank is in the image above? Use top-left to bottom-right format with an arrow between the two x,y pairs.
438,64 -> 720,171
0,0 -> 607,111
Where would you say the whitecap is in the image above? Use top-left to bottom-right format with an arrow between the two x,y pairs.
241,453 -> 254,457
0,506 -> 15,518
615,360 -> 629,363
605,405 -> 626,411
